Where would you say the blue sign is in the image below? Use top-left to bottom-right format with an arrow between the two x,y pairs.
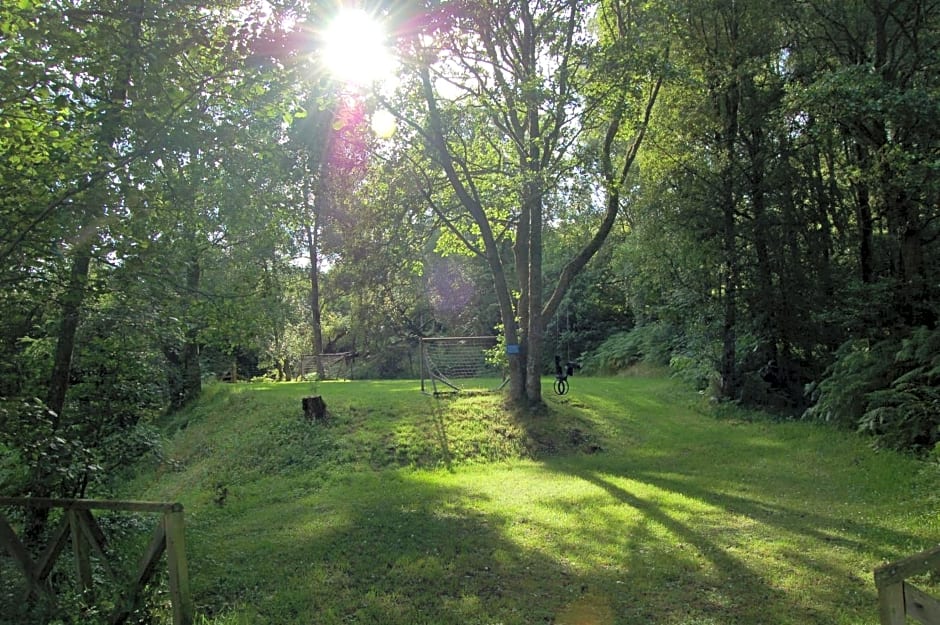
505,344 -> 521,355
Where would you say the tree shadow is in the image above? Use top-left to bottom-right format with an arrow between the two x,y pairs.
536,445 -> 937,624
188,457 -> 879,625
189,472 -> 600,624
539,463 -> 827,624
628,470 -> 922,557
429,396 -> 454,470
155,378 -> 932,624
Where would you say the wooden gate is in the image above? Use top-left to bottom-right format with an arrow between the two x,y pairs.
0,496 -> 192,625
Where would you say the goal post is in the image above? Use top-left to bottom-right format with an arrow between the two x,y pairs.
420,336 -> 508,395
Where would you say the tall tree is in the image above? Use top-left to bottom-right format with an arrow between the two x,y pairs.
788,0 -> 940,327
0,0 -> 306,508
390,0 -> 665,404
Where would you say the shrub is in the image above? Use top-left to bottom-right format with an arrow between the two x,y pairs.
581,322 -> 676,374
858,327 -> 940,452
802,338 -> 897,429
804,327 -> 940,453
0,397 -> 99,497
669,353 -> 718,392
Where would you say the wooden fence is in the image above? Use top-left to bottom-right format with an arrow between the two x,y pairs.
0,496 -> 192,625
874,544 -> 940,625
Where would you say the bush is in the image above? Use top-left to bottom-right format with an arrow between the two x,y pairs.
0,397 -> 98,497
857,327 -> 940,452
802,338 -> 897,429
669,353 -> 718,392
581,322 -> 676,374
804,327 -> 940,453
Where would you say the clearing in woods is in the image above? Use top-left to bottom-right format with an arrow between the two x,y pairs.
123,375 -> 939,625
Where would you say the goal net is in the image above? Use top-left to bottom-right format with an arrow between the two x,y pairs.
420,336 -> 508,395
298,352 -> 353,380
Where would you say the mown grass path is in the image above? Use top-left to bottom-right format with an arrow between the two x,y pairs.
127,376 -> 939,624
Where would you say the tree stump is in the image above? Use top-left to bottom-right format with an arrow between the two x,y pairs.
302,396 -> 327,422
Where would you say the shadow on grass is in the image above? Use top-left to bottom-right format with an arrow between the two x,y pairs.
429,398 -> 455,471
540,463 -> 825,624
151,378 -> 933,624
199,463 -> 880,625
191,473 -> 609,624
191,460 -> 889,625
532,449 -> 930,625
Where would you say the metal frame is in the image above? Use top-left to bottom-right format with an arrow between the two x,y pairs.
420,336 -> 508,395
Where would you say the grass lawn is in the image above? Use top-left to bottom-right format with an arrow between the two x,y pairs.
122,375 -> 939,624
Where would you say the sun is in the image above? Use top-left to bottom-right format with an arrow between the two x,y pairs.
320,8 -> 396,87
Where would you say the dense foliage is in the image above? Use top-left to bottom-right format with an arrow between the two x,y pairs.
607,0 -> 940,453
805,328 -> 940,453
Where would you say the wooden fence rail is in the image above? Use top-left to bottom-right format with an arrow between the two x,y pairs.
874,544 -> 940,625
0,496 -> 192,625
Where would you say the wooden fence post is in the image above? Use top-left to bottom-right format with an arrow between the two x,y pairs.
877,581 -> 906,625
0,512 -> 45,598
164,508 -> 193,625
875,544 -> 940,625
0,497 -> 193,624
68,510 -> 94,596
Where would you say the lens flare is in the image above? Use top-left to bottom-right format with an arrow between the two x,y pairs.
371,109 -> 397,138
321,9 -> 396,87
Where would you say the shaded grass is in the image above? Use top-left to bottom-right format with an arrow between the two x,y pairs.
120,376 -> 939,624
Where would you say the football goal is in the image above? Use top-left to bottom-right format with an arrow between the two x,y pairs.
298,352 -> 354,380
420,336 -> 508,395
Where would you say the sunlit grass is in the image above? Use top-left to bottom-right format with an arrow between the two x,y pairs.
122,375 -> 939,625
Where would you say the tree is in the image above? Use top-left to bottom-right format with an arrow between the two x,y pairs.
0,0 -> 307,511
788,0 -> 940,327
289,88 -> 375,378
387,0 -> 665,404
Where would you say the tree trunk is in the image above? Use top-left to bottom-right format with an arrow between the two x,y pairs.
900,225 -> 929,325
851,144 -> 876,284
513,217 -> 530,402
26,242 -> 93,541
495,260 -> 526,404
305,219 -> 324,378
745,124 -> 777,362
809,141 -> 835,296
525,207 -> 544,404
523,58 -> 544,405
304,156 -> 326,379
173,253 -> 202,409
720,197 -> 739,400
45,243 -> 92,427
717,72 -> 741,400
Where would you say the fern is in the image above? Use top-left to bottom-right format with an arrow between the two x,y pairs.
806,327 -> 940,453
803,338 -> 897,429
860,371 -> 940,452
581,322 -> 677,374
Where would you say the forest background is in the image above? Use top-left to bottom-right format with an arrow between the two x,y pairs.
1,0 -> 939,506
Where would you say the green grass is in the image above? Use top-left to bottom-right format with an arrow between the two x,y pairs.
120,375 -> 939,625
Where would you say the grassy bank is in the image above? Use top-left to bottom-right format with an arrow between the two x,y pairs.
122,376 -> 938,624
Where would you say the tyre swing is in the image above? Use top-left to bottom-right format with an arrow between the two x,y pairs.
552,302 -> 579,395
553,355 -> 571,395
